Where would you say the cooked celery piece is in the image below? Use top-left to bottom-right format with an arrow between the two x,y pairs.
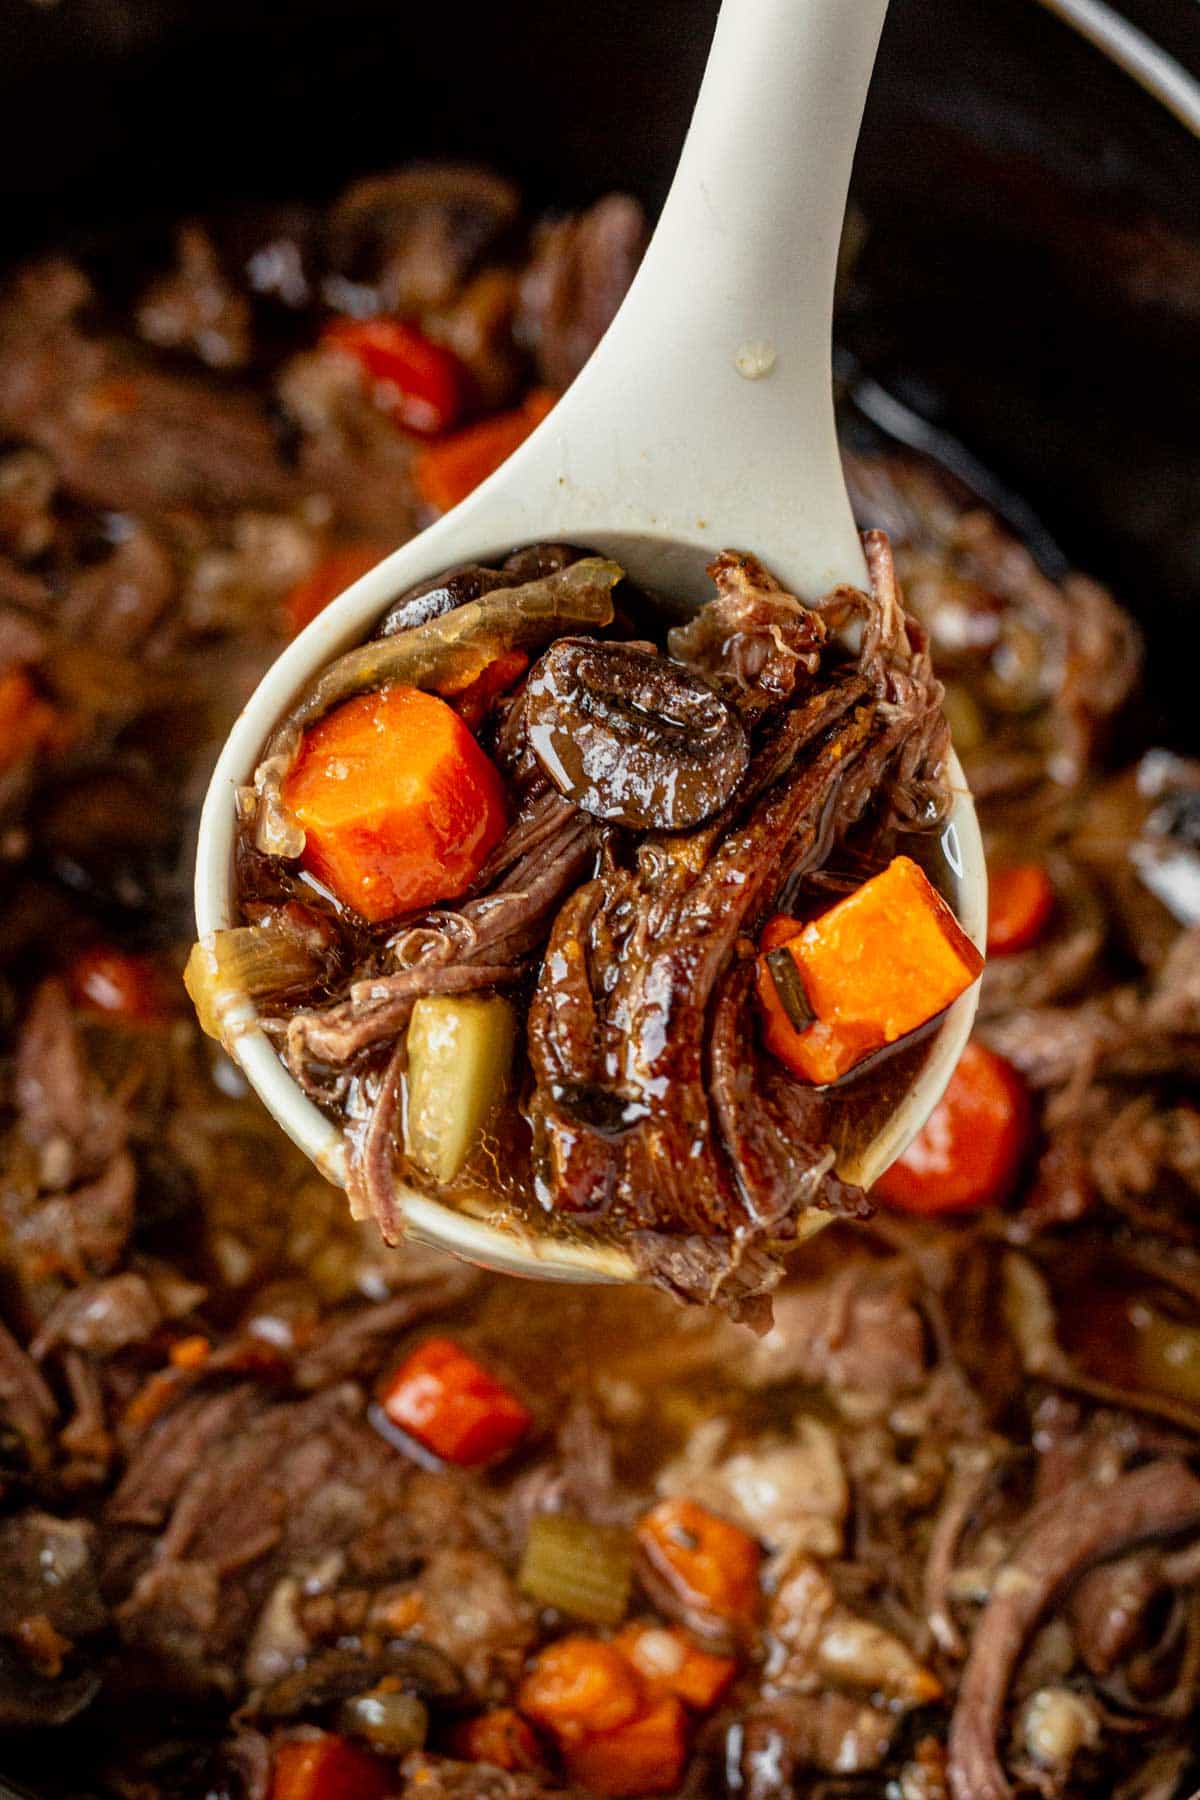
185,927 -> 321,1043
518,1513 -> 634,1626
1132,1302 -> 1200,1406
404,993 -> 517,1184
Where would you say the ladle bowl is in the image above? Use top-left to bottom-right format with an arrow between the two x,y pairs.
194,0 -> 987,1283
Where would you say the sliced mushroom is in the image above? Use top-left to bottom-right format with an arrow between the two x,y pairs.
524,638 -> 749,830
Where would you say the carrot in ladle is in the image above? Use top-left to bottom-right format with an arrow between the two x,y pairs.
756,855 -> 983,1086
280,684 -> 507,923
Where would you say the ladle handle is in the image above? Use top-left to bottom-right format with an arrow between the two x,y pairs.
489,0 -> 891,597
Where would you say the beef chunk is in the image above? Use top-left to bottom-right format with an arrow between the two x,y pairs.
327,165 -> 520,314
732,1697 -> 898,1792
518,196 -> 646,389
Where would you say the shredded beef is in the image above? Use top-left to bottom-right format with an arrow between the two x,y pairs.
669,550 -> 828,722
292,1264 -> 481,1388
106,1386 -> 265,1529
522,534 -> 947,1313
284,788 -> 596,1092
0,1317 -> 57,1476
30,1273 -> 167,1360
14,979 -> 128,1177
947,1461 -> 1200,1800
740,1262 -> 929,1400
8,340 -> 300,517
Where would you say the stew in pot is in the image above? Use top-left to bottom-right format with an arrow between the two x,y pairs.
0,165 -> 1195,1800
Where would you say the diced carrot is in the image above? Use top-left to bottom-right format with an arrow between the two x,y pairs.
168,1334 -> 211,1371
759,914 -> 808,955
0,668 -> 68,770
414,389 -> 557,513
121,1368 -> 182,1431
269,1733 -> 392,1800
444,649 -> 530,731
794,858 -> 983,1033
562,1696 -> 690,1797
759,914 -> 891,1086
614,1624 -> 736,1711
67,946 -> 176,1022
448,1708 -> 543,1772
756,856 -> 983,1086
873,1039 -> 1032,1215
280,684 -> 507,924
283,544 -> 387,636
323,316 -> 466,435
379,1336 -> 531,1467
986,863 -> 1056,956
635,1500 -> 761,1626
518,1637 -> 643,1745
12,1613 -> 72,1679
758,911 -> 880,1088
756,990 -> 886,1087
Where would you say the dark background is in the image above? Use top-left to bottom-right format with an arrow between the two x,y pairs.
0,0 -> 1196,745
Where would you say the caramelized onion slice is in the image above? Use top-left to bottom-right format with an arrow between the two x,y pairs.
185,925 -> 324,1045
279,555 -> 622,741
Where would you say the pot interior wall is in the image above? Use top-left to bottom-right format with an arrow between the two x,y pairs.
0,0 -> 1195,737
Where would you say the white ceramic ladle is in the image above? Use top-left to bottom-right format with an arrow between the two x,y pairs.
195,0 -> 986,1283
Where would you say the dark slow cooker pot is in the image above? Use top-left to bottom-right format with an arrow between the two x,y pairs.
0,0 -> 1196,739
0,1 -> 1195,1793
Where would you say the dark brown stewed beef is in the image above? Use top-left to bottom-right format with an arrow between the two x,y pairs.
521,533 -> 947,1312
517,195 -> 648,391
